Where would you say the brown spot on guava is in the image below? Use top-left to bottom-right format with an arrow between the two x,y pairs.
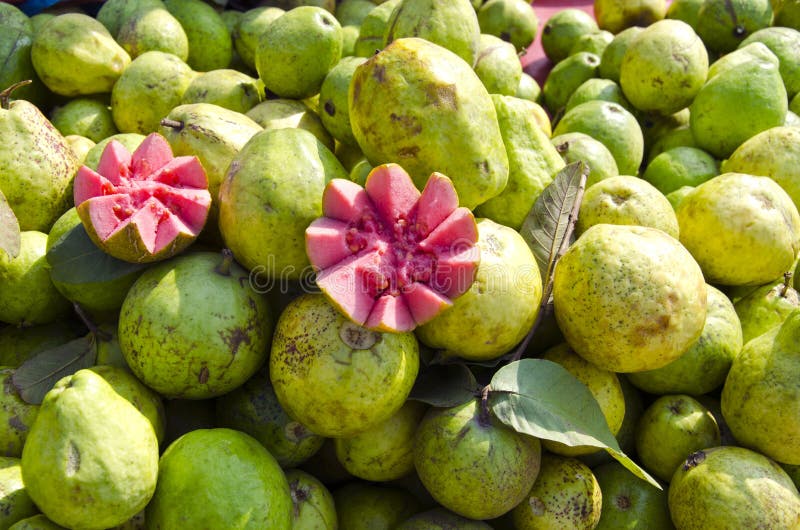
198,366 -> 209,384
683,449 -> 706,470
529,497 -> 546,516
397,145 -> 421,158
372,64 -> 386,83
426,83 -> 458,111
7,416 -> 26,432
324,100 -> 335,116
615,494 -> 631,511
339,322 -> 378,349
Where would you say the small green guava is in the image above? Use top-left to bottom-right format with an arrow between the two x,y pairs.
396,508 -> 492,529
594,0 -> 666,34
116,6 -> 189,61
598,26 -> 643,83
50,98 -> 117,143
163,0 -> 233,72
233,6 -> 285,70
551,132 -> 619,186
564,78 -> 633,114
477,0 -> 539,52
0,321 -> 80,368
8,514 -> 66,530
334,482 -> 420,530
286,469 -> 337,530
0,368 -> 38,457
570,30 -> 614,57
593,461 -> 672,530
695,0 -> 773,54
542,52 -> 600,114
319,56 -> 367,146
0,457 -> 38,529
473,34 -> 522,97
180,69 -> 262,114
734,274 -> 800,344
541,8 -> 599,64
64,135 -> 94,164
642,146 -> 719,195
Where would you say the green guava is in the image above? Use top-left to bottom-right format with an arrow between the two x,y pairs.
541,8 -> 599,64
593,461 -> 672,530
477,0 -> 539,52
163,0 -> 232,71
8,515 -> 66,530
50,98 -> 117,143
396,508 -> 492,529
353,0 -> 400,57
233,6 -> 284,71
319,56 -> 367,146
0,321 -> 80,368
180,69 -> 262,114
472,34 -> 521,97
594,0 -> 666,34
64,135 -> 94,164
695,0 -> 773,54
642,146 -> 719,195
542,52 -> 600,114
286,469 -> 337,530
551,132 -> 619,187
565,78 -> 633,114
598,26 -> 643,83
82,133 -> 145,171
0,367 -> 38,458
334,482 -> 420,529
246,99 -> 333,150
734,274 -> 800,344
116,6 -> 189,61
0,457 -> 38,529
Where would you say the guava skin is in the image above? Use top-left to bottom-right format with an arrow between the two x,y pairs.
285,469 -> 337,530
333,482 -> 420,529
0,368 -> 38,458
270,293 -> 419,438
413,399 -> 541,521
0,457 -> 38,529
593,461 -> 672,530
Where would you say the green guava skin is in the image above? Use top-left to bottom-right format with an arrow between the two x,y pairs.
594,0 -> 667,35
472,34 -> 521,97
64,135 -> 94,164
734,277 -> 800,344
628,284 -> 743,396
333,482 -> 420,529
31,14 -> 131,97
218,128 -> 347,279
635,394 -> 721,482
246,99 -> 334,150
96,0 -> 163,36
116,6 -> 189,61
565,78 -> 632,114
88,365 -> 166,445
414,399 -> 541,520
349,37 -> 509,210
396,508 -> 492,529
593,461 -> 672,530
119,252 -> 274,399
741,27 -> 800,99
180,70 -> 262,114
285,469 -> 337,530
721,311 -> 800,465
541,8 -> 599,64
50,98 -> 117,144
599,26 -> 643,83
0,99 -> 78,233
475,96 -> 565,231
0,457 -> 38,529
215,369 -> 324,468
642,146 -> 719,195
477,0 -> 539,52
334,400 -> 427,482
551,132 -> 619,187
319,56 -> 368,146
21,370 -> 159,530
0,28 -> 51,110
353,0 -> 400,57
695,0 -> 773,54
233,7 -> 285,71
668,446 -> 800,529
542,52 -> 600,114
0,232 -> 71,326
0,321 -> 80,368
8,515 -> 66,530
269,294 -> 419,438
335,0 -> 374,27
163,0 -> 233,72
0,368 -> 39,458
416,219 -> 542,361
384,0 -> 481,67
146,428 -> 292,530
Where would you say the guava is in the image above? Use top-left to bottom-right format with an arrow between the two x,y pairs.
648,126 -> 697,163
541,343 -> 625,457
319,56 -> 367,147
472,34 -> 521,97
233,6 -> 285,71
349,37 -> 509,210
163,0 -> 232,71
305,164 -> 479,332
516,73 -> 541,103
50,98 -> 117,144
384,0 -> 481,66
8,515 -> 66,530
119,251 -> 274,399
668,446 -> 800,528
0,321 -> 80,368
593,461 -> 672,530
64,135 -> 94,164
146,428 -> 292,530
416,218 -> 541,361
396,508 -> 492,529
775,0 -> 800,29
541,8 -> 598,64
564,78 -> 632,114
570,30 -> 614,57
642,146 -> 718,195
635,394 -> 721,482
219,127 -> 347,279
215,369 -> 324,468
0,28 -> 51,110
414,398 -> 541,520
551,132 -> 619,187
31,14 -> 130,96
741,27 -> 800,99
246,99 -> 333,150
0,457 -> 38,529
627,284 -> 743,396
83,133 -> 145,171
576,175 -> 679,238
695,0 -> 773,54
285,469 -> 337,530
257,6 -> 342,99
594,0 -> 666,34
73,132 -> 211,263
676,173 -> 800,286
734,274 -> 800,344
334,0 -> 375,27
0,231 -> 71,326
666,0 -> 704,28
180,69 -> 262,114
0,4 -> 31,33
598,26 -> 643,83
721,310 -> 800,464
620,19 -> 708,116
512,454 -> 602,530
335,400 -> 426,482
21,369 -> 159,530
476,0 -> 539,52
334,482 -> 420,529
0,367 -> 39,457
542,52 -> 600,114
553,224 -> 707,373
270,293 -> 419,438
95,0 -> 163,36
116,6 -> 189,61
353,0 -> 400,57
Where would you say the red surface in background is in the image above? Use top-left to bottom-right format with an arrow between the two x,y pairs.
523,0 -> 595,85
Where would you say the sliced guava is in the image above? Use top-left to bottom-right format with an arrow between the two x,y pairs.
72,133 -> 212,263
305,163 -> 480,333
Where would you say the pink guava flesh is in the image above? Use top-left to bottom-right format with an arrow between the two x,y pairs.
305,163 -> 480,332
73,133 -> 212,262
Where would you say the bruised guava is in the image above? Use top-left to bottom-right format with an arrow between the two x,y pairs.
72,132 -> 211,264
305,163 -> 480,333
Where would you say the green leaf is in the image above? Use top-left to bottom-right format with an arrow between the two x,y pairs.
489,359 -> 661,489
12,335 -> 98,405
519,161 -> 588,287
46,223 -> 148,284
409,363 -> 480,408
0,189 -> 20,259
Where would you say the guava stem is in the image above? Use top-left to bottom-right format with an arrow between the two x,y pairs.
782,271 -> 793,297
0,80 -> 32,110
478,385 -> 492,428
216,248 -> 234,276
159,118 -> 184,131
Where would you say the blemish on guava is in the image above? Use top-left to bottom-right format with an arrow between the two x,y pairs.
615,494 -> 631,511
372,64 -> 386,83
67,441 -> 81,476
529,497 -> 546,516
683,449 -> 706,470
198,366 -> 209,384
7,416 -> 26,432
324,100 -> 335,116
339,322 -> 378,349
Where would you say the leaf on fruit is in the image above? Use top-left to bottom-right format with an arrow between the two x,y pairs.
489,359 -> 661,489
46,223 -> 148,284
0,189 -> 20,259
409,363 -> 480,408
519,161 -> 588,290
12,335 -> 97,405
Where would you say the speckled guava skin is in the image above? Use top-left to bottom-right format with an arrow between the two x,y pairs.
349,37 -> 509,210
146,428 -> 292,530
553,224 -> 707,373
119,252 -> 274,399
215,369 -> 324,468
668,446 -> 800,529
21,370 -> 159,530
270,293 -> 419,438
285,469 -> 337,530
0,368 -> 38,458
0,457 -> 38,529
734,277 -> 799,344
721,310 -> 800,465
218,128 -> 347,279
676,173 -> 800,286
414,399 -> 541,520
512,454 -> 602,530
628,284 -> 743,395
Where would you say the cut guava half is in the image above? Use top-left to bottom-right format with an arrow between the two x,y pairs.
305,163 -> 480,333
73,133 -> 212,263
